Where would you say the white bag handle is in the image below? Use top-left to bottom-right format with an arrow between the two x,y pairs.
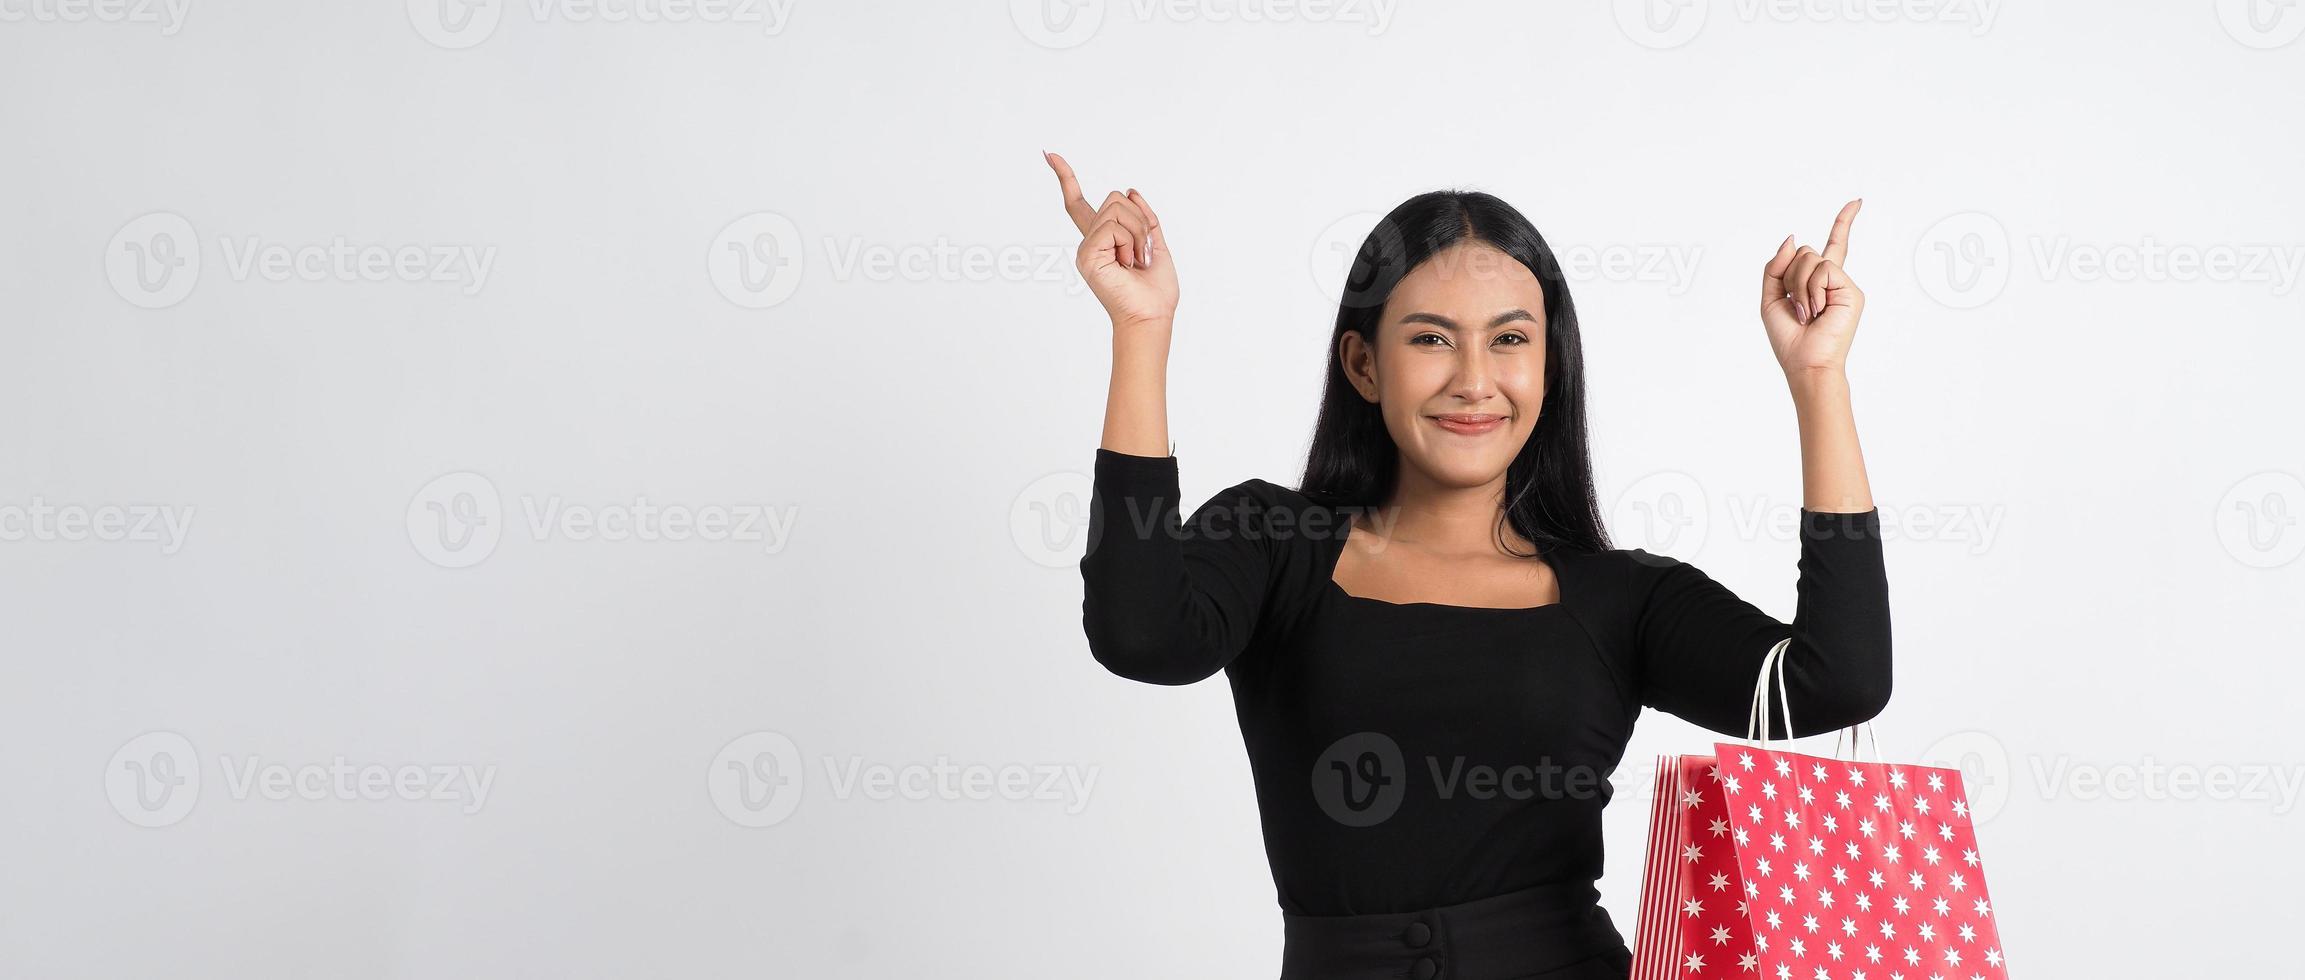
1744,637 -> 1794,745
1834,722 -> 1885,766
1743,635 -> 1883,764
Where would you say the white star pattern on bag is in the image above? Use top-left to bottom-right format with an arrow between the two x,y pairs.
1631,750 -> 2012,980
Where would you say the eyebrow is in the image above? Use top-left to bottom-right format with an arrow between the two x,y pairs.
1396,309 -> 1538,330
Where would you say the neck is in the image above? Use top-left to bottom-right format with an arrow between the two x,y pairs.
1366,465 -> 1527,557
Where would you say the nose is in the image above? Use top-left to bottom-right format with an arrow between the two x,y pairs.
1449,344 -> 1498,403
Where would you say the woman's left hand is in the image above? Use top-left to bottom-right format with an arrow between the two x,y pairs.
1761,199 -> 1865,379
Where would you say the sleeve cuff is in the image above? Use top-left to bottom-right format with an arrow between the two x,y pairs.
1094,447 -> 1181,497
1095,447 -> 1177,475
1799,507 -> 1883,544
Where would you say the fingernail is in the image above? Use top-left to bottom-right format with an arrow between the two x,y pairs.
1793,301 -> 1809,322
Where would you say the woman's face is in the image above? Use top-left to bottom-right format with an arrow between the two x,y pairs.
1341,240 -> 1548,491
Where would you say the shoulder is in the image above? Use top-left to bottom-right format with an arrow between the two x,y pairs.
1188,475 -> 1330,513
1552,546 -> 1707,617
1187,478 -> 1350,547
1556,545 -> 1689,585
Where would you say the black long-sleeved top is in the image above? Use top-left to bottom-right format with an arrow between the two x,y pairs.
1079,448 -> 1892,917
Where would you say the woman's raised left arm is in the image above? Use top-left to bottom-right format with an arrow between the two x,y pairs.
1635,201 -> 1892,739
1765,199 -> 1874,515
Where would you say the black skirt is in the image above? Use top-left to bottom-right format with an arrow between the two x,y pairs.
1279,882 -> 1633,980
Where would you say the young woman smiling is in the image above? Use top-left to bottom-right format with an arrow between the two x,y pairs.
1050,151 -> 1891,980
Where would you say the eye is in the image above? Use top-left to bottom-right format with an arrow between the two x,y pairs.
1410,332 -> 1452,347
1493,331 -> 1532,346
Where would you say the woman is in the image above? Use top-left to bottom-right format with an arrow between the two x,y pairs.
1049,151 -> 1892,980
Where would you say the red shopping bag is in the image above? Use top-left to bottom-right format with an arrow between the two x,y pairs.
1632,750 -> 1759,978
1632,639 -> 2013,979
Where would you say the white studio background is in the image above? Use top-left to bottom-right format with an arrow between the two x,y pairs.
2,2 -> 2299,977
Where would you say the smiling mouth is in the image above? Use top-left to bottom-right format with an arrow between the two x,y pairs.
1430,413 -> 1507,435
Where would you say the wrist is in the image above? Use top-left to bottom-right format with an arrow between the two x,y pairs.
1112,313 -> 1174,334
1786,366 -> 1849,400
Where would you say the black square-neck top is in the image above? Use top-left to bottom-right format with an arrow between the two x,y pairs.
1078,448 -> 1892,917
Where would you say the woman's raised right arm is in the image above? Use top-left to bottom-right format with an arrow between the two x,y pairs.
1044,151 -> 1176,457
1049,153 -> 1272,685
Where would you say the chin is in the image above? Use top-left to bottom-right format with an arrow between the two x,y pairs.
1412,452 -> 1516,489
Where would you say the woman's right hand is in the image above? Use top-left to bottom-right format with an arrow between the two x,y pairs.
1045,151 -> 1178,329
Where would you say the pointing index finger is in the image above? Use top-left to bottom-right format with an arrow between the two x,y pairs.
1822,198 -> 1862,266
1045,151 -> 1097,234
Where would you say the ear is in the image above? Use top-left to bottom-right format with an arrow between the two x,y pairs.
1338,331 -> 1380,403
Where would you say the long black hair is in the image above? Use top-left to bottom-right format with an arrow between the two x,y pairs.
1297,190 -> 1612,558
